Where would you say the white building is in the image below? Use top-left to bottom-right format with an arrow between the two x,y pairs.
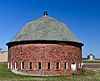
0,50 -> 8,62
87,54 -> 95,60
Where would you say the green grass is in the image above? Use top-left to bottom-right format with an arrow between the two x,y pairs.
0,62 -> 100,81
0,62 -> 34,80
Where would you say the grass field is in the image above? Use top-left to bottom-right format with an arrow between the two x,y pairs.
0,62 -> 100,81
83,60 -> 100,63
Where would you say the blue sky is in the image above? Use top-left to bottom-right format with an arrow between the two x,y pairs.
0,0 -> 100,58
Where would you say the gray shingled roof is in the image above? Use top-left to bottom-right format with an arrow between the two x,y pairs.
10,14 -> 81,43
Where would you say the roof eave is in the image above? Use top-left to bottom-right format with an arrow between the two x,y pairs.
6,40 -> 84,47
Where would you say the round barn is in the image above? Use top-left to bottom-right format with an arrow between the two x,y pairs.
6,12 -> 84,76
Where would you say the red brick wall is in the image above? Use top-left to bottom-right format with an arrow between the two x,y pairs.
8,43 -> 82,76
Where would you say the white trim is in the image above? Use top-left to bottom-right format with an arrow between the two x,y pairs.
64,62 -> 68,69
66,63 -> 68,69
50,62 -> 51,69
11,63 -> 12,69
81,63 -> 84,68
59,62 -> 60,69
15,62 -> 17,70
15,62 -> 16,70
21,62 -> 24,70
78,63 -> 80,68
21,62 -> 22,69
8,62 -> 9,69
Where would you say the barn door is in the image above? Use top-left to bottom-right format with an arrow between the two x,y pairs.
71,63 -> 76,74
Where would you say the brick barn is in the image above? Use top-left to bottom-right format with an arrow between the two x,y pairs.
6,12 -> 84,76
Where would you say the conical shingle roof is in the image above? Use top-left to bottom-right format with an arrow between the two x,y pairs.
10,13 -> 81,43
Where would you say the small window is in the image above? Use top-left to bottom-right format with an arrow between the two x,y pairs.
16,62 -> 18,69
15,62 -> 18,70
29,62 -> 32,70
56,62 -> 60,70
47,62 -> 51,70
21,62 -> 24,69
22,62 -> 24,69
64,62 -> 68,69
38,62 -> 41,70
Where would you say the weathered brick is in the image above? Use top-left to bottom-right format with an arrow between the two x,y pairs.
8,43 -> 82,76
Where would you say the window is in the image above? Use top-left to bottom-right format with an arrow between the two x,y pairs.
64,62 -> 68,69
16,62 -> 18,69
15,62 -> 18,70
47,62 -> 51,70
56,62 -> 60,70
21,62 -> 24,70
38,62 -> 41,70
29,62 -> 32,70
